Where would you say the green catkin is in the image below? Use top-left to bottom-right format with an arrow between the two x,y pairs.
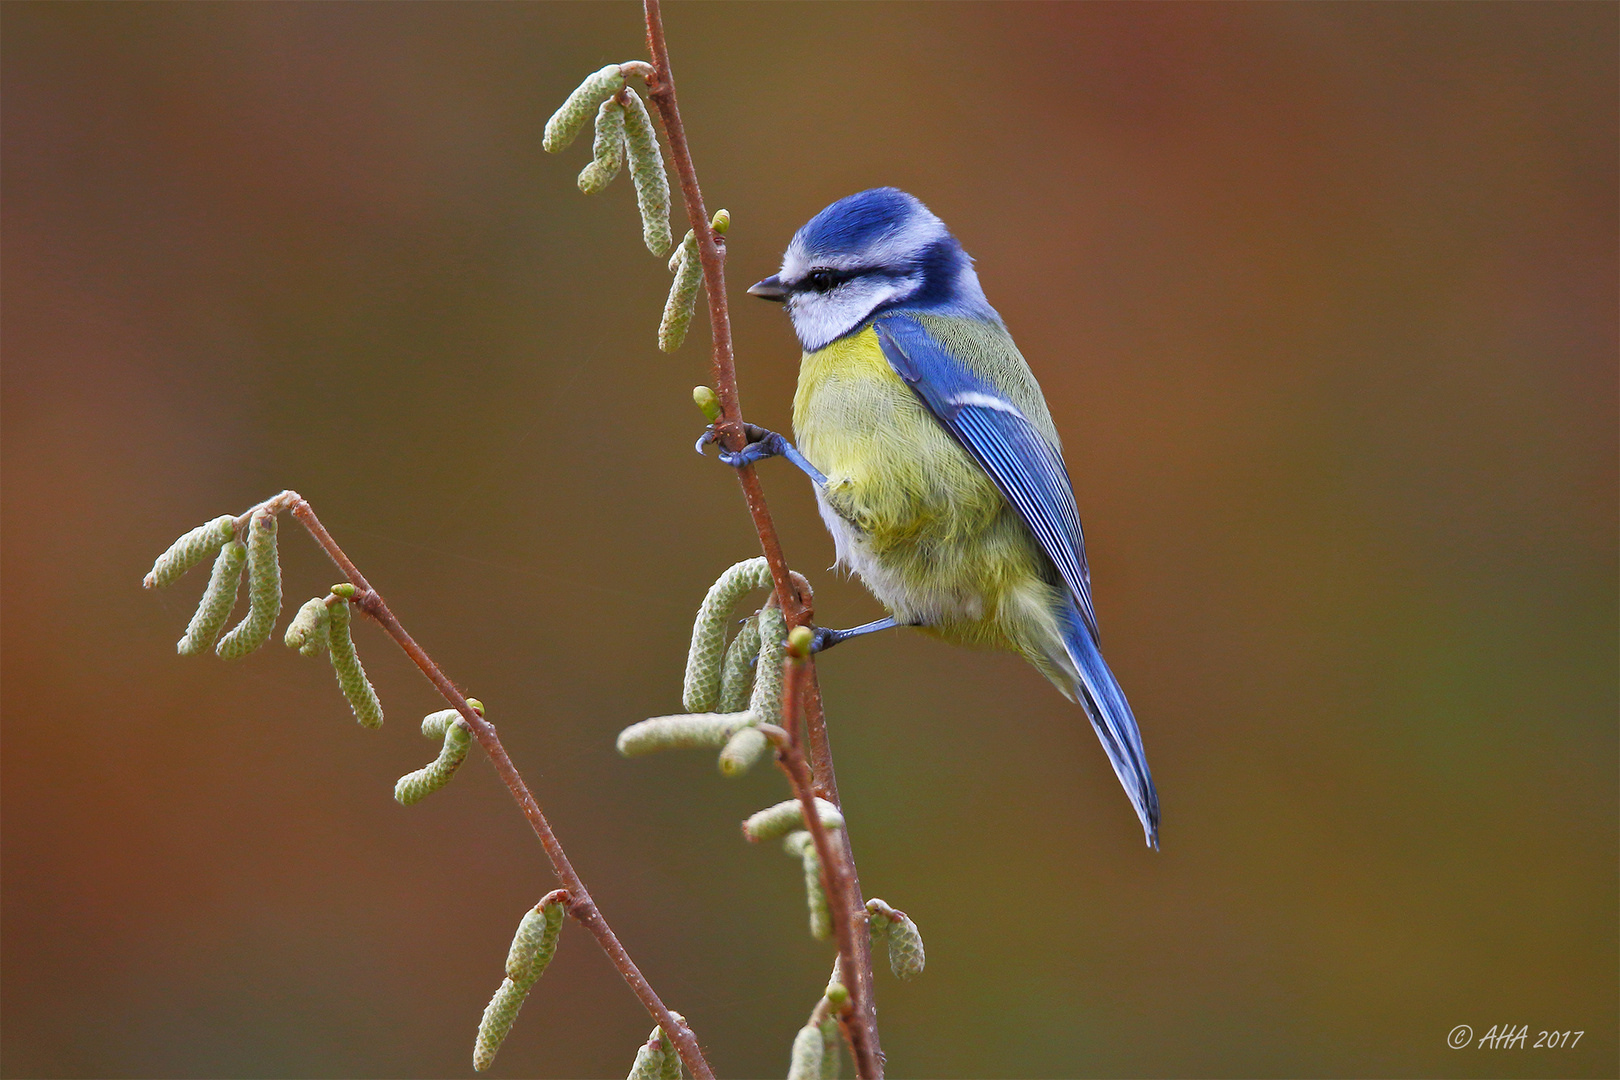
683,558 -> 772,712
866,899 -> 925,980
145,514 -> 235,589
473,977 -> 527,1072
472,895 -> 565,1072
627,1042 -> 664,1080
749,603 -> 787,722
819,1016 -> 841,1080
717,614 -> 760,713
620,89 -> 672,256
394,719 -> 471,805
866,900 -> 890,939
656,1024 -> 682,1080
617,712 -> 753,756
658,230 -> 703,352
717,726 -> 769,777
217,511 -> 281,659
177,541 -> 246,656
717,602 -> 786,776
886,913 -> 926,980
326,597 -> 383,728
421,708 -> 461,739
284,597 -> 330,656
787,1023 -> 824,1080
617,563 -> 787,769
578,98 -> 626,194
505,897 -> 565,983
743,797 -> 845,843
543,64 -> 625,153
785,831 -> 832,941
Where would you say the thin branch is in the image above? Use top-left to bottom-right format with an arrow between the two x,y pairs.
239,489 -> 714,1080
763,652 -> 879,1078
637,2 -> 884,1073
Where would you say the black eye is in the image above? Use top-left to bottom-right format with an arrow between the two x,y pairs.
804,269 -> 839,293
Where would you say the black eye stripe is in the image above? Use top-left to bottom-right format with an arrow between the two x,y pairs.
799,267 -> 858,293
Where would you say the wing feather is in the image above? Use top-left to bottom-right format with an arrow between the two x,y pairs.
874,316 -> 1100,642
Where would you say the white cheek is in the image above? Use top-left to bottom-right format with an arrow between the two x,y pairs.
789,277 -> 915,351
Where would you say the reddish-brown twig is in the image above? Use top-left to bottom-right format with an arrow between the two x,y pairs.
234,489 -> 713,1080
637,2 -> 884,1073
761,653 -> 875,1074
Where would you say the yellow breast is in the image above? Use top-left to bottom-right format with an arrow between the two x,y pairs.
786,324 -> 1064,661
790,325 -> 1005,547
792,327 -> 919,491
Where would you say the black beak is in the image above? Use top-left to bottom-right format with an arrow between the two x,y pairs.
748,274 -> 788,302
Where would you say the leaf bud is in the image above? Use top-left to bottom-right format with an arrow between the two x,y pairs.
692,385 -> 721,423
786,624 -> 814,659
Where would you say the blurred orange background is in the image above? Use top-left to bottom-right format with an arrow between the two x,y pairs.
3,3 -> 1614,1077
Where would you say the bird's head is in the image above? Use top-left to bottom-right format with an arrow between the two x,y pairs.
750,187 -> 997,352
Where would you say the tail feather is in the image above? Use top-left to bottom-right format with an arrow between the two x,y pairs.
1059,606 -> 1159,849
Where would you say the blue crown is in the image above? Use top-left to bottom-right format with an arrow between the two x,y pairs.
794,188 -> 930,259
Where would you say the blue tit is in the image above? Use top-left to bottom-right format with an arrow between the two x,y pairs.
707,187 -> 1158,848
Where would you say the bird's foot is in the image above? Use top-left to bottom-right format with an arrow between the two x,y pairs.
695,422 -> 792,468
695,423 -> 829,486
808,616 -> 902,653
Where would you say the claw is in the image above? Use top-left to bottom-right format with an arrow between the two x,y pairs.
694,423 -> 829,487
695,423 -> 785,468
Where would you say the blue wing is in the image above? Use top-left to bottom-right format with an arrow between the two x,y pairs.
874,314 -> 1160,847
873,315 -> 1099,642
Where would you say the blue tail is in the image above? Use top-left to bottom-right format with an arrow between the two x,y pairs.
1060,605 -> 1160,848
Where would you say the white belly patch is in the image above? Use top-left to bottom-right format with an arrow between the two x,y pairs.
813,488 -> 986,627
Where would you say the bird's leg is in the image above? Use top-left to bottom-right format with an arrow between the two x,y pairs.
810,616 -> 905,653
696,423 -> 828,488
